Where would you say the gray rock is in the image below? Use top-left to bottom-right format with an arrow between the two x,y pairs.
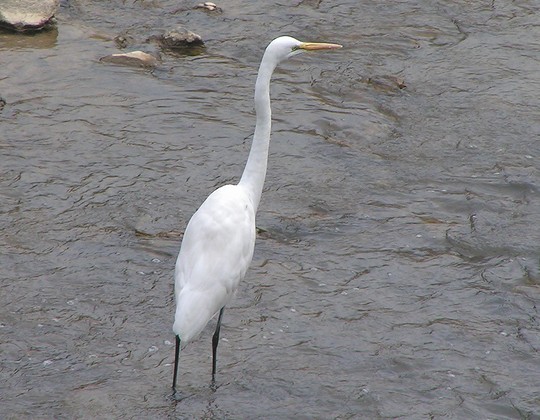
114,35 -> 136,49
0,0 -> 60,32
100,51 -> 159,68
159,27 -> 204,49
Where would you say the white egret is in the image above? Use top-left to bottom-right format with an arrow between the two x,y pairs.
172,36 -> 341,391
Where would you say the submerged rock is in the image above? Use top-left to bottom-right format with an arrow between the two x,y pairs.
114,35 -> 136,49
366,75 -> 407,93
100,51 -> 159,68
0,0 -> 60,32
158,27 -> 204,49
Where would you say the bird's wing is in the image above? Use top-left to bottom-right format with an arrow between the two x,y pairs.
173,184 -> 256,341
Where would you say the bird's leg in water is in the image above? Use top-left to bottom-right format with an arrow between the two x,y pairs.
172,335 -> 181,392
212,307 -> 225,382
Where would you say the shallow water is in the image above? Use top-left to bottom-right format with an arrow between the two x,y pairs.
1,0 -> 539,418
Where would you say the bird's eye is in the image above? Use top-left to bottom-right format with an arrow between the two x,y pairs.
291,45 -> 300,51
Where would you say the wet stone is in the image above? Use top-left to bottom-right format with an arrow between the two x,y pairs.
0,0 -> 60,32
194,2 -> 222,13
100,51 -> 159,68
158,27 -> 204,49
114,35 -> 136,49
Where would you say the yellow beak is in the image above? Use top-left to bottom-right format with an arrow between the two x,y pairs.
299,42 -> 343,51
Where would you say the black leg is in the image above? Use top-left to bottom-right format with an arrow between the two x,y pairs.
172,335 -> 181,392
212,307 -> 225,381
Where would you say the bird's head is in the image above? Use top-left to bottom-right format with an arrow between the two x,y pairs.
264,36 -> 342,65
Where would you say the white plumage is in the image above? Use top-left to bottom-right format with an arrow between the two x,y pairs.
173,185 -> 255,344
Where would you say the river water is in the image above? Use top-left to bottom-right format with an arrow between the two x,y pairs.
1,0 -> 539,418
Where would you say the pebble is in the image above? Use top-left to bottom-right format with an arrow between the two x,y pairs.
100,51 -> 159,68
158,27 -> 204,49
194,2 -> 222,12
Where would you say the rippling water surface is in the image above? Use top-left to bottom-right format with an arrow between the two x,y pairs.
1,1 -> 539,418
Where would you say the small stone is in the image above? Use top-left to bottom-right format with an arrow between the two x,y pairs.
114,35 -> 135,49
194,2 -> 222,12
159,27 -> 204,49
100,51 -> 159,68
0,0 -> 59,32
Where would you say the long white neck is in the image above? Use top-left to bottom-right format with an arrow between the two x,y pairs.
238,53 -> 277,212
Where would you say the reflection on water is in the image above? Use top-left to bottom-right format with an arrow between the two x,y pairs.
1,1 -> 539,418
0,28 -> 58,49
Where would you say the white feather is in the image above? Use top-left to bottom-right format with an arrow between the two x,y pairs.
173,184 -> 255,343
